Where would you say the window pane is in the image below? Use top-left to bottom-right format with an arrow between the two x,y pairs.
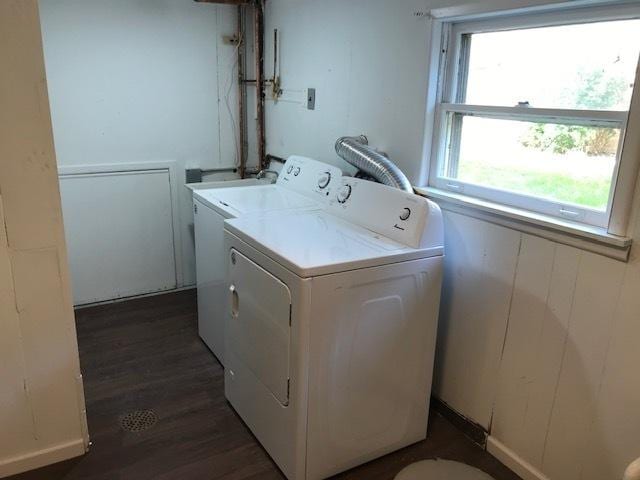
445,115 -> 620,210
463,19 -> 640,110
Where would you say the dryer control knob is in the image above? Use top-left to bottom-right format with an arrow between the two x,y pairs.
399,207 -> 411,221
286,165 -> 294,174
293,167 -> 301,176
337,184 -> 352,204
318,172 -> 331,189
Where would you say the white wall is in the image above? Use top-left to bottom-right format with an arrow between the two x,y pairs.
263,0 -> 450,181
0,1 -> 87,476
264,1 -> 640,479
38,0 -> 242,292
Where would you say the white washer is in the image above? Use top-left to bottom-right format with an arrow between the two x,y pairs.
223,177 -> 444,480
192,156 -> 342,364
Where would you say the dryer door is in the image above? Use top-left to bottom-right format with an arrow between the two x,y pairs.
227,249 -> 292,405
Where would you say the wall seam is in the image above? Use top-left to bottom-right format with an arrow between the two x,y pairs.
2,204 -> 40,443
539,249 -> 583,472
487,230 -> 523,433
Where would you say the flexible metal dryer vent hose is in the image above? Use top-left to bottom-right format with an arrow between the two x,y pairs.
335,136 -> 413,193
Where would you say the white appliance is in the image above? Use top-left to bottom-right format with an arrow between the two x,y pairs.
223,177 -> 444,480
192,156 -> 342,364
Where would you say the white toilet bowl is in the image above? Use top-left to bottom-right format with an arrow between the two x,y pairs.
394,459 -> 496,480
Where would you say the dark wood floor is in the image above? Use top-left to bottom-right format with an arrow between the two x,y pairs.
10,290 -> 520,480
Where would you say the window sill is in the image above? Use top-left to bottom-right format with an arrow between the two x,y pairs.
415,186 -> 632,262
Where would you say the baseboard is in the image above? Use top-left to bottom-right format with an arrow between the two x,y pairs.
73,285 -> 196,309
0,438 -> 86,478
486,436 -> 551,480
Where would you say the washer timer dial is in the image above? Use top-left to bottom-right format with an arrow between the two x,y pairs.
337,184 -> 352,203
317,172 -> 331,189
399,208 -> 411,221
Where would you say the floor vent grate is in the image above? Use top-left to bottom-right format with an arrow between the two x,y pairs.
120,410 -> 158,433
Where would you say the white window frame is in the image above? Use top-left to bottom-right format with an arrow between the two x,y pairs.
426,2 -> 640,233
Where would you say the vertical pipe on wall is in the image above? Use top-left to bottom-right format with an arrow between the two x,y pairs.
253,0 -> 266,170
237,4 -> 247,178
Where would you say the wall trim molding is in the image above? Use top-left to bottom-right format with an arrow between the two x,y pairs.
73,286 -> 196,310
417,187 -> 632,261
487,436 -> 551,480
0,439 -> 85,478
429,0 -> 638,21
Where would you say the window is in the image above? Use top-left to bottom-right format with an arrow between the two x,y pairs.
429,5 -> 640,230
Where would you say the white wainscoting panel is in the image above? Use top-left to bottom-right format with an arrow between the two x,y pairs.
492,236 -> 581,468
540,251 -> 626,480
59,168 -> 177,305
433,211 -> 522,428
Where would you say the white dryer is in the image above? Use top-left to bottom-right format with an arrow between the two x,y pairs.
223,177 -> 444,480
192,156 -> 342,364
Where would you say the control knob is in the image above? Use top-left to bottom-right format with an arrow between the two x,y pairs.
293,167 -> 301,176
399,207 -> 411,221
337,184 -> 352,204
286,165 -> 294,174
317,172 -> 331,189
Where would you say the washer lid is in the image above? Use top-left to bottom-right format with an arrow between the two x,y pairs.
193,184 -> 320,218
224,210 -> 443,278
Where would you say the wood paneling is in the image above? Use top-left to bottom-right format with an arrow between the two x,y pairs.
580,260 -> 640,480
434,211 -> 521,429
492,237 -> 581,468
438,212 -> 640,480
0,198 -> 37,463
540,252 -> 625,480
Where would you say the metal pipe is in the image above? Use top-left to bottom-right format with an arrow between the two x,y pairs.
200,167 -> 238,174
335,136 -> 413,192
273,28 -> 278,82
253,0 -> 266,171
256,169 -> 279,180
266,153 -> 285,164
237,4 -> 247,178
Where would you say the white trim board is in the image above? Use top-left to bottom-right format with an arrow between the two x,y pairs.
0,439 -> 86,478
429,0 -> 639,21
487,436 -> 551,480
73,285 -> 196,310
416,187 -> 632,261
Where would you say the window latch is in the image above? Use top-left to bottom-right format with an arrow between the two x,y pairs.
559,208 -> 582,218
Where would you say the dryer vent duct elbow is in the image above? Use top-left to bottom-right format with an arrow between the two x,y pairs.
335,136 -> 413,193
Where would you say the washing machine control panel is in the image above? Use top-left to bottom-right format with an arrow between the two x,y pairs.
328,178 -> 441,249
277,155 -> 342,201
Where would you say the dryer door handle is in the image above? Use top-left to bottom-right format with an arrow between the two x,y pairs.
229,285 -> 239,319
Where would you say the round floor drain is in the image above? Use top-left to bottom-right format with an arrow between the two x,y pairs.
120,410 -> 158,433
